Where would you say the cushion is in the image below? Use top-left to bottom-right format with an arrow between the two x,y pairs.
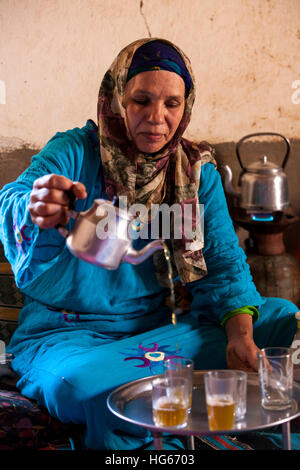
0,365 -> 84,450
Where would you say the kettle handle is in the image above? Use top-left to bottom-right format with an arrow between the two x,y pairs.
236,132 -> 291,170
56,190 -> 78,238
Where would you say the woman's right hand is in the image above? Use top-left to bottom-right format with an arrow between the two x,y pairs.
29,174 -> 87,230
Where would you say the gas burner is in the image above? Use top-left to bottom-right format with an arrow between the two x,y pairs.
249,213 -> 274,222
230,206 -> 299,235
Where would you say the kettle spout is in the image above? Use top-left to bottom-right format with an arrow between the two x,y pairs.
221,165 -> 241,199
122,239 -> 165,265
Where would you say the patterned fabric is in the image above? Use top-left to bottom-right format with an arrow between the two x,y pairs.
97,37 -> 217,286
121,340 -> 184,375
0,383 -> 83,450
193,428 -> 300,450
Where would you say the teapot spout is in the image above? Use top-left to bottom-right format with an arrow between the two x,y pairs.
122,239 -> 165,265
221,165 -> 241,199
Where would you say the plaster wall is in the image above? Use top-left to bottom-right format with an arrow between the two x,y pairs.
0,0 -> 299,147
0,0 -> 299,251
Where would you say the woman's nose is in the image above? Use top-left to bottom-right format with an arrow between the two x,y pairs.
147,103 -> 165,124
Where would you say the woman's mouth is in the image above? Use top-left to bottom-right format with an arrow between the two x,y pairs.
141,133 -> 164,142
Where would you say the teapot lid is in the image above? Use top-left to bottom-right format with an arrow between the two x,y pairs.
246,156 -> 282,174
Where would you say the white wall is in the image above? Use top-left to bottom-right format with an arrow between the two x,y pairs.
1,0 -> 300,149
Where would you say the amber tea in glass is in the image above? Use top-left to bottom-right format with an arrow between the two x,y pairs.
204,370 -> 237,431
152,377 -> 189,428
206,394 -> 235,430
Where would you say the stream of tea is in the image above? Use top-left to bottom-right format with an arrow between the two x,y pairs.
162,242 -> 179,352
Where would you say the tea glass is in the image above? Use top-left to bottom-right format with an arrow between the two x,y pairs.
204,370 -> 237,431
152,377 -> 189,428
164,358 -> 194,412
234,370 -> 247,421
258,347 -> 293,410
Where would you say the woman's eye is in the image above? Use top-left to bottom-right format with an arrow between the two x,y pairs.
166,101 -> 180,108
133,99 -> 148,105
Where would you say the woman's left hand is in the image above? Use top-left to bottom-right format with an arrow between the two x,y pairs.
224,313 -> 261,372
226,335 -> 261,372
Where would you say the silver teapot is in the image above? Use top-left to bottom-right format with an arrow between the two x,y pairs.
222,132 -> 291,213
58,197 -> 164,269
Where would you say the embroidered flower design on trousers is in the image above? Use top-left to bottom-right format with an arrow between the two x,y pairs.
121,342 -> 184,374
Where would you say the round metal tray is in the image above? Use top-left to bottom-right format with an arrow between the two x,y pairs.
107,371 -> 300,436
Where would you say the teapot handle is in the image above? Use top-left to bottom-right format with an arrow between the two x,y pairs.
236,132 -> 291,170
56,190 -> 78,238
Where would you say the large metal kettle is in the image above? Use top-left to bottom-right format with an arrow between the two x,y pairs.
222,132 -> 291,215
58,197 -> 164,269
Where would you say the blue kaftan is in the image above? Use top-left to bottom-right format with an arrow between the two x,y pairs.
0,120 -> 298,449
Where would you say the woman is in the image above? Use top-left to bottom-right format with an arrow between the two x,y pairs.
0,38 -> 298,450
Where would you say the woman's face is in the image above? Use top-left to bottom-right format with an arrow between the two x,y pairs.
124,70 -> 185,153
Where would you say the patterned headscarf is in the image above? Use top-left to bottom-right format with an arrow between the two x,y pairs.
97,38 -> 216,286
